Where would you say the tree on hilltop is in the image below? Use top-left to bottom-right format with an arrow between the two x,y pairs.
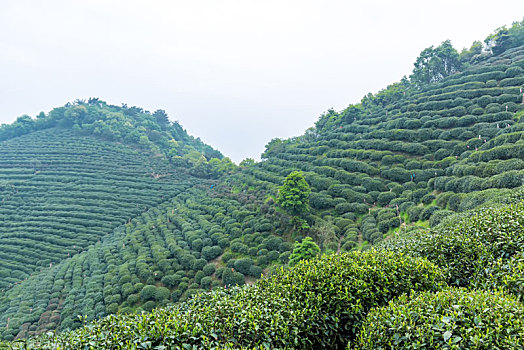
410,40 -> 461,87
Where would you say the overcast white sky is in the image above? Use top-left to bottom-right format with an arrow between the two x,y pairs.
1,1 -> 523,162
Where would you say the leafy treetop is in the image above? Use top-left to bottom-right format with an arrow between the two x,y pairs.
277,171 -> 311,217
0,98 -> 223,162
484,17 -> 524,56
410,40 -> 461,87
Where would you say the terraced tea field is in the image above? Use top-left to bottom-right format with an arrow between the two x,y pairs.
0,128 -> 190,289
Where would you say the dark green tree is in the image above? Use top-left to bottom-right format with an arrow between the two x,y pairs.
261,138 -> 285,159
277,171 -> 311,217
153,109 -> 169,127
459,40 -> 483,63
485,18 -> 524,55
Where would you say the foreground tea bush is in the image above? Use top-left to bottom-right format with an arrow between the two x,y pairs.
5,251 -> 445,349
256,250 -> 446,349
380,203 -> 524,288
473,254 -> 524,300
354,288 -> 524,349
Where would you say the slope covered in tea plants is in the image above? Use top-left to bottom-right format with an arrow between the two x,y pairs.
0,184 -> 290,340
231,42 -> 524,250
3,249 -> 448,349
0,128 -> 192,289
5,190 -> 524,349
0,100 -> 292,340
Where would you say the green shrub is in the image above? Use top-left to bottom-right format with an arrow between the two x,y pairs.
221,252 -> 234,263
379,228 -> 487,287
288,237 -> 320,267
222,268 -> 245,287
234,258 -> 254,275
279,251 -> 291,264
420,205 -> 440,220
194,271 -> 205,284
142,301 -> 156,312
248,265 -> 263,278
154,287 -> 170,301
200,276 -> 213,289
407,206 -> 423,221
126,293 -> 139,304
377,192 -> 396,206
435,191 -> 453,207
202,263 -> 216,276
473,255 -> 524,300
453,203 -> 524,260
429,209 -> 454,227
139,285 -> 157,301
215,267 -> 225,279
335,202 -> 352,214
354,288 -> 524,349
192,258 -> 207,271
381,203 -> 524,287
201,245 -> 223,260
421,193 -> 436,205
257,250 -> 446,348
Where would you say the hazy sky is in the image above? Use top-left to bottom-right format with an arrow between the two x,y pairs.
1,1 -> 523,162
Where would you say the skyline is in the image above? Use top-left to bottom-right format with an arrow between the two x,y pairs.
1,1 -> 524,162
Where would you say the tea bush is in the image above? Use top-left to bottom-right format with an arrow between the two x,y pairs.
473,254 -> 524,300
380,203 -> 524,287
354,288 -> 524,349
256,250 -> 446,349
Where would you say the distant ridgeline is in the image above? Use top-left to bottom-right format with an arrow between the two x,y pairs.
0,100 -> 222,161
1,18 -> 524,344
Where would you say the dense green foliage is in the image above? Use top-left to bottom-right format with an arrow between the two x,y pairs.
4,250 -> 445,349
2,19 -> 524,348
277,171 -> 311,217
0,99 -> 221,161
484,18 -> 524,56
379,196 -> 524,291
256,251 -> 446,349
231,40 -> 524,251
0,186 -> 290,340
411,40 -> 461,86
0,128 -> 191,290
288,237 -> 320,266
354,288 -> 524,349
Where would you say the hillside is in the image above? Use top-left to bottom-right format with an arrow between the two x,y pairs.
230,42 -> 524,250
5,195 -> 524,349
0,102 -> 289,341
1,19 -> 524,348
0,128 -> 190,289
0,185 -> 288,340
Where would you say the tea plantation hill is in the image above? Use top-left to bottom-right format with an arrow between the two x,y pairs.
0,101 -> 289,340
0,185 -> 286,340
0,100 -> 227,291
229,43 -> 524,251
2,19 -> 524,347
0,128 -> 187,289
